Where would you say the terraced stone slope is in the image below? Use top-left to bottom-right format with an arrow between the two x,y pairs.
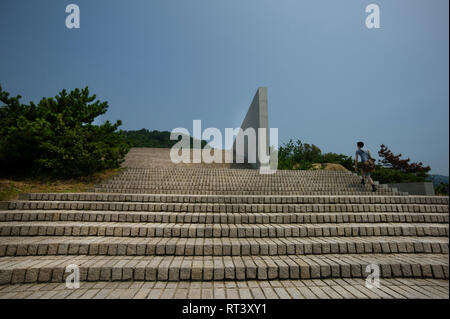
0,149 -> 448,299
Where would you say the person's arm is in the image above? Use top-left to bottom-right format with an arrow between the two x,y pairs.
354,152 -> 358,172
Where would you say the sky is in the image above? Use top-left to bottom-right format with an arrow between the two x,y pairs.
1,0 -> 448,175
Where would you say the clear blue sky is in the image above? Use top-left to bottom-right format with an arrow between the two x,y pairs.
1,0 -> 448,174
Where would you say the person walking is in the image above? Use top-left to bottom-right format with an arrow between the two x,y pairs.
354,141 -> 377,192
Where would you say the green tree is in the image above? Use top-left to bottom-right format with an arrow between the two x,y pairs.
435,182 -> 449,196
0,85 -> 130,177
372,144 -> 431,183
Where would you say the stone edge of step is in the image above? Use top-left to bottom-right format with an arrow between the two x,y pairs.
0,254 -> 448,284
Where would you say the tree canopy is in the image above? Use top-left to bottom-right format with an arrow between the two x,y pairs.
0,86 -> 130,178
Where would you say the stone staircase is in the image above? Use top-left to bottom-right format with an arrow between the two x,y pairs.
94,167 -> 407,195
0,166 -> 448,294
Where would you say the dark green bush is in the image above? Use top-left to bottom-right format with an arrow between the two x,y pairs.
0,85 -> 130,178
278,139 -> 353,170
435,182 -> 449,196
123,128 -> 208,148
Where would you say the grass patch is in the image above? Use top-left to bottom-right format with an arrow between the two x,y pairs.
0,168 -> 123,201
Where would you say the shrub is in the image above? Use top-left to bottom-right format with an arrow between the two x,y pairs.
435,182 -> 449,196
0,85 -> 130,178
278,139 -> 353,170
123,129 -> 208,148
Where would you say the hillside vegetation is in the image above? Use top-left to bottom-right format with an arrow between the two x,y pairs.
0,85 -> 129,178
123,129 -> 208,149
278,139 -> 436,186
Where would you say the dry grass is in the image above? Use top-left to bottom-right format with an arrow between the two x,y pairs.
308,163 -> 349,171
0,168 -> 123,201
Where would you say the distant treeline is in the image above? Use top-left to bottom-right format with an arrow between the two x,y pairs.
123,129 -> 208,149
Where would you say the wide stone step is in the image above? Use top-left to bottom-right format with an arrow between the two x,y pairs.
95,168 -> 406,195
19,193 -> 448,205
98,184 -> 398,192
0,222 -> 447,238
2,211 -> 447,224
95,184 -> 398,191
103,181 -> 376,186
114,168 -> 357,175
110,172 -> 363,180
93,189 -> 406,195
0,236 -> 447,257
1,278 -> 448,299
4,201 -> 448,213
102,175 -> 374,180
98,182 -> 382,187
0,254 -> 447,284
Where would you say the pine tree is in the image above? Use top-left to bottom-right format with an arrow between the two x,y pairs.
0,85 -> 130,177
378,144 -> 430,174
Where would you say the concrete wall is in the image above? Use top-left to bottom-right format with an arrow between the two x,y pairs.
232,87 -> 269,169
387,182 -> 435,195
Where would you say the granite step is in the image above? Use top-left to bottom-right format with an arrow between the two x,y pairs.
18,193 -> 447,205
93,189 -> 407,195
0,254 -> 447,285
1,278 -> 447,299
0,222 -> 448,238
0,236 -> 447,257
2,211 -> 447,224
3,201 -> 448,213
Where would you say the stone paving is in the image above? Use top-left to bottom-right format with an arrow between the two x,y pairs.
94,166 -> 407,195
0,148 -> 448,298
0,278 -> 447,299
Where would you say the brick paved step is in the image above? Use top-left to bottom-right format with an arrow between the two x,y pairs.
103,175 -> 377,179
102,181 -> 383,186
95,184 -> 397,191
93,189 -> 407,195
0,236 -> 447,257
106,176 -> 374,180
96,167 -> 407,195
95,183 -> 399,189
2,211 -> 447,224
17,193 -> 450,205
106,181 -> 383,186
0,254 -> 447,284
0,278 -> 447,299
109,169 -> 368,179
0,222 -> 447,238
114,167 -> 359,175
100,168 -> 400,187
96,185 -> 398,193
4,201 -> 448,213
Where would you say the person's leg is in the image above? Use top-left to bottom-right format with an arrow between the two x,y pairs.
360,169 -> 366,184
366,172 -> 377,191
367,174 -> 374,186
